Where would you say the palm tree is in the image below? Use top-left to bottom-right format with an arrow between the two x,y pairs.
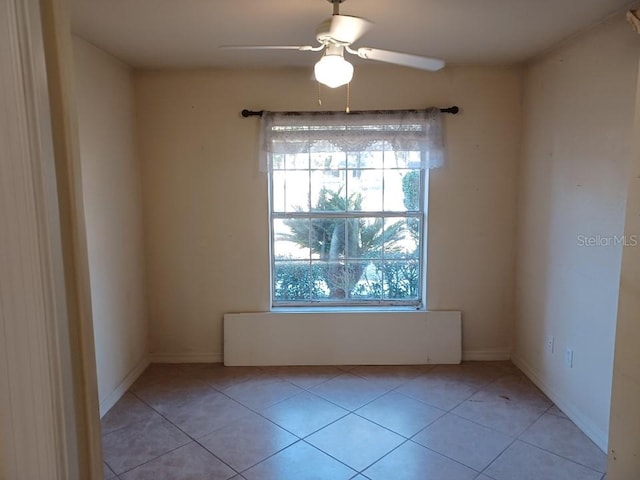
280,187 -> 405,299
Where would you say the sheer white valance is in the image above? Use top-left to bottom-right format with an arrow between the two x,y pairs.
259,108 -> 445,172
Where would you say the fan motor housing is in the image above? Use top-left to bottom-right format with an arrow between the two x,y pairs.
316,17 -> 342,44
316,14 -> 371,45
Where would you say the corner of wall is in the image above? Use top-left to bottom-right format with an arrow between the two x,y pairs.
99,353 -> 150,417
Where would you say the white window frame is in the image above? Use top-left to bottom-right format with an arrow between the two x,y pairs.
268,144 -> 429,309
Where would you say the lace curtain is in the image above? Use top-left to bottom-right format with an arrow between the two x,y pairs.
259,108 -> 445,172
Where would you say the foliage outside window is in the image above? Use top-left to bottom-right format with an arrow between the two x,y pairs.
262,109 -> 443,307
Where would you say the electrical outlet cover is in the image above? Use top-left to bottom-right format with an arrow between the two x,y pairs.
546,335 -> 554,353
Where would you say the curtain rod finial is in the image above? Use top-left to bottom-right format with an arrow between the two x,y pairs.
242,109 -> 264,117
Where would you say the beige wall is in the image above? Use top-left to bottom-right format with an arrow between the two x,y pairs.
607,58 -> 640,478
135,65 -> 522,361
73,37 -> 149,413
514,15 -> 640,450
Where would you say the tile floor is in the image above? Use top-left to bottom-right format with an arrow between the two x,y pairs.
101,362 -> 607,480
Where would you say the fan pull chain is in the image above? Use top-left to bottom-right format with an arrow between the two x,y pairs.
345,82 -> 351,113
317,82 -> 322,106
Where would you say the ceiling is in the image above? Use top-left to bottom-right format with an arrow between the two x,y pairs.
71,0 -> 637,69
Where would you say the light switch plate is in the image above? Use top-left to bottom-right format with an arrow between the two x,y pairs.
565,348 -> 574,368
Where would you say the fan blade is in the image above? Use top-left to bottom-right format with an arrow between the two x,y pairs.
219,45 -> 321,51
316,15 -> 373,44
627,9 -> 640,34
355,47 -> 445,71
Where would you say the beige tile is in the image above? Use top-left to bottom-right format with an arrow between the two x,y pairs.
485,441 -> 602,480
100,363 -> 605,480
102,416 -> 190,475
476,364 -> 521,379
135,364 -> 184,382
452,394 -> 547,437
480,361 -> 522,375
480,375 -> 551,409
336,365 -> 359,372
310,374 -> 389,410
129,364 -> 189,395
101,393 -> 159,435
261,391 -> 348,437
259,366 -> 344,389
185,365 -> 270,390
520,413 -> 607,472
171,363 -> 225,377
356,392 -> 445,437
426,363 -> 507,389
161,389 -> 253,438
222,377 -> 303,411
395,376 -> 478,410
103,462 -> 116,479
451,374 -> 553,437
199,412 -> 297,472
242,441 -> 356,480
363,440 -> 478,480
131,375 -> 217,414
306,414 -> 404,471
412,413 -> 513,471
119,442 -> 236,480
547,404 -> 569,418
451,376 -> 551,436
349,365 -> 426,389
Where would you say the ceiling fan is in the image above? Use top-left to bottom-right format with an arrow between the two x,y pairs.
220,0 -> 445,88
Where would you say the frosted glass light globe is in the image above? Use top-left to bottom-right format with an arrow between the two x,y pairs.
314,55 -> 354,88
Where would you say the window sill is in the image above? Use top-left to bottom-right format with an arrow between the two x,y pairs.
270,305 -> 426,314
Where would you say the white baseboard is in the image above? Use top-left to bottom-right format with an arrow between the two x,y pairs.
149,353 -> 223,364
99,354 -> 150,417
511,353 -> 608,453
463,349 -> 512,361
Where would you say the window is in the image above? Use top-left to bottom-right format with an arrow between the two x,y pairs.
262,109 -> 443,308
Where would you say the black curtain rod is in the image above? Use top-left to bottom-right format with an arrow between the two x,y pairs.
241,106 -> 459,118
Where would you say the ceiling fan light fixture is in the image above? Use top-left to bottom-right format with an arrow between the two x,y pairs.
221,0 -> 446,85
314,49 -> 353,88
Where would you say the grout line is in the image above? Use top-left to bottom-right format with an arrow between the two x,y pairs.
109,439 -> 192,477
477,438 -> 519,477
237,439 -> 359,477
113,366 -> 271,475
513,402 -> 608,473
298,440 -> 360,476
475,397 -> 550,476
126,390 -> 242,476
303,436 -> 399,476
515,437 -> 606,475
408,438 -> 485,474
228,437 -> 301,475
233,391 -> 350,441
301,375 -> 394,412
181,376 -> 371,475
